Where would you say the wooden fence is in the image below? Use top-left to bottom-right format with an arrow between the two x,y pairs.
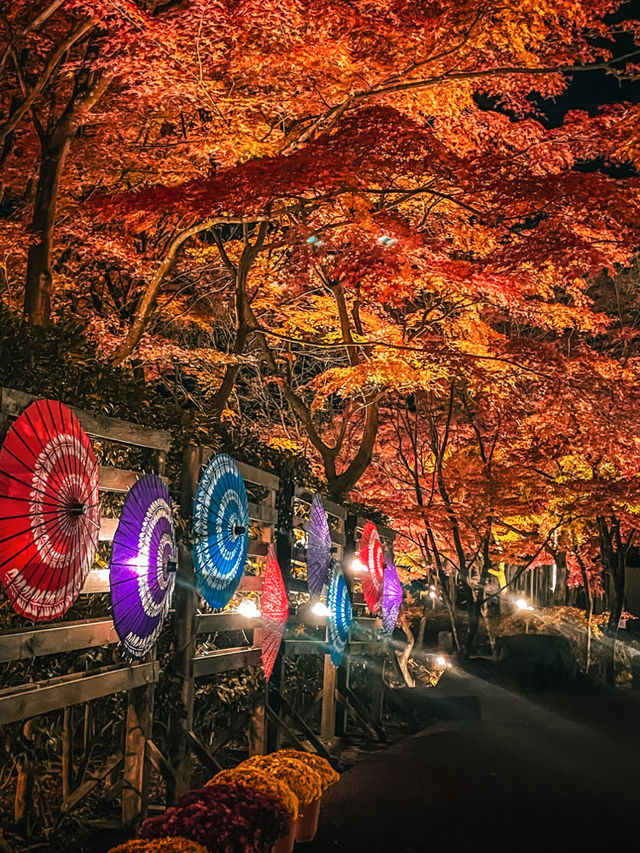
0,390 -> 395,826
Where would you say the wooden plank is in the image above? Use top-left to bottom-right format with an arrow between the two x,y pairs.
62,753 -> 123,813
248,540 -> 269,558
343,684 -> 387,742
355,617 -> 380,628
0,388 -> 171,450
265,704 -> 307,752
187,729 -> 224,774
145,740 -> 176,788
99,465 -> 139,493
248,502 -> 277,525
348,641 -> 387,656
122,672 -> 155,824
294,488 -> 347,521
321,655 -> 337,738
284,640 -> 328,656
275,691 -> 336,766
80,569 -> 111,594
99,517 -> 119,541
335,687 -> 385,742
324,499 -> 347,521
238,575 -> 264,592
236,460 -> 279,493
196,612 -> 262,634
0,618 -> 118,662
192,647 -> 261,678
0,662 -> 159,725
378,524 -> 397,544
209,710 -> 252,757
99,466 -> 169,493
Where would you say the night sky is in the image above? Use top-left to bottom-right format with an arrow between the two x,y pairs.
546,0 -> 640,123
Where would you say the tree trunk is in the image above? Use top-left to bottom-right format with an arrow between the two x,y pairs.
23,133 -> 71,325
396,618 -> 415,687
576,552 -> 593,674
325,399 -> 379,502
598,517 -> 626,686
23,66 -> 110,325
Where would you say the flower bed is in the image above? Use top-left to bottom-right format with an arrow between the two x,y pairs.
110,839 -> 208,853
207,767 -> 299,820
137,784 -> 290,853
274,750 -> 339,793
239,754 -> 323,807
109,750 -> 338,853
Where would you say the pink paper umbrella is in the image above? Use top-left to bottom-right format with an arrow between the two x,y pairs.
359,521 -> 384,613
261,545 -> 289,679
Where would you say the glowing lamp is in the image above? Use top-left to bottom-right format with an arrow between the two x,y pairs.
350,556 -> 365,573
311,601 -> 330,618
237,598 -> 261,618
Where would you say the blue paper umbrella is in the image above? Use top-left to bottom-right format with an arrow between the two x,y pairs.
382,559 -> 403,633
306,492 -> 332,595
327,560 -> 352,667
193,453 -> 249,609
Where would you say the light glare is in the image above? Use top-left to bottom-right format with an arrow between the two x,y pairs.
311,601 -> 330,617
237,598 -> 261,618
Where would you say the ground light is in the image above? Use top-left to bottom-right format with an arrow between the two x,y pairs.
515,598 -> 534,611
350,556 -> 365,572
436,655 -> 448,667
311,600 -> 330,618
237,598 -> 261,618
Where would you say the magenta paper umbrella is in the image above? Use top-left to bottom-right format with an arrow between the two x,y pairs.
359,521 -> 384,613
0,399 -> 100,621
110,474 -> 176,659
261,544 -> 289,680
382,559 -> 403,632
306,492 -> 332,595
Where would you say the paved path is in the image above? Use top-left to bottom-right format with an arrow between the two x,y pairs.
307,671 -> 640,852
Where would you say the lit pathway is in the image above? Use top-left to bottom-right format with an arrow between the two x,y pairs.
308,671 -> 640,852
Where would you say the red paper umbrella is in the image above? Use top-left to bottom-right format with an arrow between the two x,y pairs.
359,521 -> 384,613
0,399 -> 100,621
261,544 -> 289,680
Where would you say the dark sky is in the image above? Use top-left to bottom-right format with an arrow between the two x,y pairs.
545,0 -> 640,124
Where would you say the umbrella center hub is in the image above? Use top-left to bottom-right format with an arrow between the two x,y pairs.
70,502 -> 86,516
233,524 -> 246,535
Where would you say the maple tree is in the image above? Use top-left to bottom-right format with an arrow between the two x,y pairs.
1,1 -> 640,625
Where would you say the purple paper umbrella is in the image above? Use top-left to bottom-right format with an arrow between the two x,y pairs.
382,559 -> 403,633
110,474 -> 177,659
307,492 -> 332,595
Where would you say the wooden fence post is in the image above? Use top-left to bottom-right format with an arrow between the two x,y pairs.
320,655 -> 337,738
61,707 -> 73,802
122,660 -> 155,825
263,474 -> 295,752
275,476 -> 295,590
168,445 -> 200,800
334,513 -> 358,737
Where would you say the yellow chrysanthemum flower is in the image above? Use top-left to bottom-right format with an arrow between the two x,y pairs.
109,838 -> 208,853
240,754 -> 323,806
207,766 -> 299,820
275,749 -> 340,791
